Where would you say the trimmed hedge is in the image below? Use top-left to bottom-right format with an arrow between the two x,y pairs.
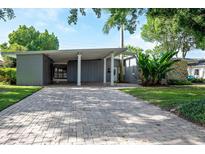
167,79 -> 192,85
0,68 -> 16,85
188,78 -> 205,83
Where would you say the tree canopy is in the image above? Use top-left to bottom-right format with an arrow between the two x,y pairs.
147,8 -> 205,50
141,9 -> 205,58
68,8 -> 145,34
0,8 -> 15,22
1,25 -> 59,52
0,43 -> 27,52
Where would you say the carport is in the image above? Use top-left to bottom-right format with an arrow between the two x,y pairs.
4,48 -> 126,86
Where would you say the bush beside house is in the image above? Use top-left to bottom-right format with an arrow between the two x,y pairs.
137,59 -> 192,86
137,51 -> 177,86
0,68 -> 16,85
167,79 -> 192,85
188,77 -> 205,83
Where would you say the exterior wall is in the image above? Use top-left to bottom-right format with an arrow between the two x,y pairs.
124,57 -> 138,83
187,66 -> 205,79
67,59 -> 120,83
167,60 -> 188,80
67,60 -> 77,82
17,54 -> 44,86
43,55 -> 53,85
106,58 -> 120,82
17,54 -> 52,86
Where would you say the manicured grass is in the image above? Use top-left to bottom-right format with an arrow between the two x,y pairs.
0,85 -> 41,111
121,85 -> 205,126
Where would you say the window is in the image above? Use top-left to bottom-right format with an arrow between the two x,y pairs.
53,65 -> 67,79
194,69 -> 199,76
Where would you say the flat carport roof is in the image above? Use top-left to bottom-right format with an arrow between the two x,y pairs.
1,48 -> 127,63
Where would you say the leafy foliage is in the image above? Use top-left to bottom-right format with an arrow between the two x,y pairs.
2,56 -> 16,68
147,8 -> 205,50
0,68 -> 16,85
125,45 -> 143,56
188,78 -> 205,83
68,8 -> 145,34
179,100 -> 205,125
168,79 -> 192,85
0,8 -> 15,21
0,43 -> 27,52
141,14 -> 197,58
137,51 -> 177,86
68,8 -> 101,25
6,25 -> 59,51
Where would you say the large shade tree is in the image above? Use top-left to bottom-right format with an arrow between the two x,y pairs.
141,15 -> 197,58
1,25 -> 59,51
67,8 -> 145,81
147,8 -> 205,50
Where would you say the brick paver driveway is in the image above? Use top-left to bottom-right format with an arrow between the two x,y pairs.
0,86 -> 205,144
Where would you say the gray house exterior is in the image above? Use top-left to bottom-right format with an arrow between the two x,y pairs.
2,48 -> 138,86
17,54 -> 53,86
14,48 -> 131,86
67,59 -> 120,83
124,56 -> 138,83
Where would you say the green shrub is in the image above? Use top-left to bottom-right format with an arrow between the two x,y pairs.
168,79 -> 192,85
188,78 -> 205,83
2,56 -> 16,68
137,51 -> 177,86
178,100 -> 205,125
0,68 -> 16,85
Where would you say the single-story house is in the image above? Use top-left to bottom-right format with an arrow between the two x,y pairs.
2,48 -> 138,86
187,59 -> 205,79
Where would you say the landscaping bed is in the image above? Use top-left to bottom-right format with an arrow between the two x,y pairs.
0,85 -> 41,111
121,85 -> 205,126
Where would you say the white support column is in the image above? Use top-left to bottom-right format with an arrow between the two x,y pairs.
110,53 -> 114,86
77,54 -> 81,86
103,58 -> 107,84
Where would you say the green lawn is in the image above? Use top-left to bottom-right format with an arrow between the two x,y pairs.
121,85 -> 205,126
0,85 -> 41,111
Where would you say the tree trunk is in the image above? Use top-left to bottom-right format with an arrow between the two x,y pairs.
120,24 -> 124,48
119,24 -> 125,82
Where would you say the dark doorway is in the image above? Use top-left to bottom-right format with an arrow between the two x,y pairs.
52,64 -> 67,83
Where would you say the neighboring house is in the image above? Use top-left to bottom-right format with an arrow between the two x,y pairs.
2,48 -> 139,86
187,59 -> 205,79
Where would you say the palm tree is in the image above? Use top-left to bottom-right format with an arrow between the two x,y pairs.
102,9 -> 145,82
68,8 -> 145,82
